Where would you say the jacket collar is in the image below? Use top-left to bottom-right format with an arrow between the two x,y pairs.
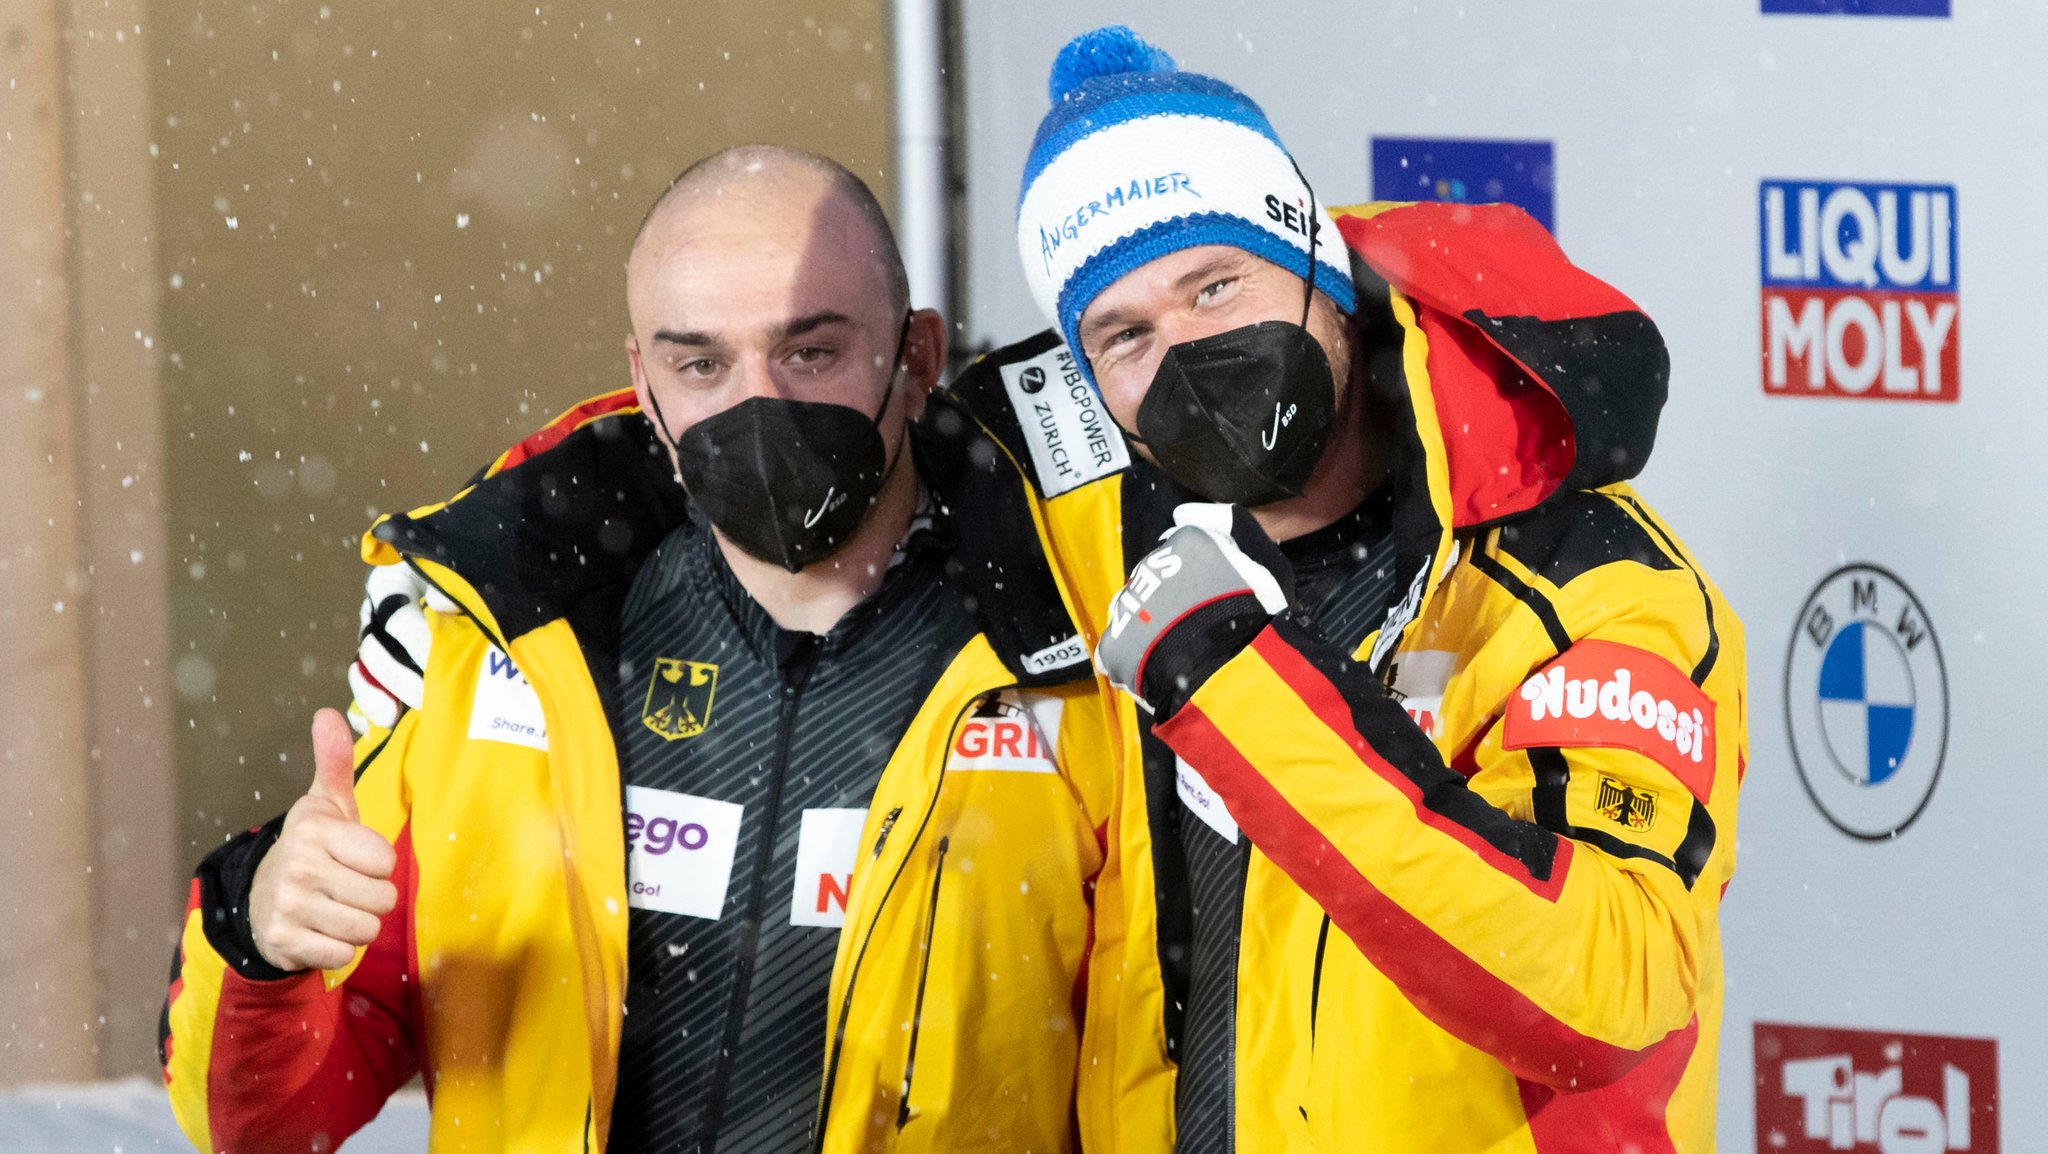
361,388 -> 1090,688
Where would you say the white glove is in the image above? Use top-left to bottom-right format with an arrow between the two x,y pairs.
346,564 -> 455,734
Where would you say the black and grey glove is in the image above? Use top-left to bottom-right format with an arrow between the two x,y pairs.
1096,503 -> 1295,717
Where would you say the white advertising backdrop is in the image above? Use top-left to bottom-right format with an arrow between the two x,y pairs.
958,3 -> 2045,1148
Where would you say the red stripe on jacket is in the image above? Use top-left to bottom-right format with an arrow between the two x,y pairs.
488,389 -> 639,476
1519,1018 -> 1697,1153
207,824 -> 423,1152
1248,628 -> 1571,902
1157,701 -> 1651,1089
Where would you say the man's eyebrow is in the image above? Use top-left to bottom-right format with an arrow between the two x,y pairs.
650,312 -> 856,348
773,311 -> 857,341
1171,252 -> 1251,293
1078,305 -> 1141,343
1080,255 -> 1251,342
650,329 -> 715,347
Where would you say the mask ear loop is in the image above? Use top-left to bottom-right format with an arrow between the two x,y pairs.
640,356 -> 688,486
1286,155 -> 1321,331
869,310 -> 916,483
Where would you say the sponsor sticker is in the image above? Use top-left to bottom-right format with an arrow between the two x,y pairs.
1021,633 -> 1089,676
468,648 -> 549,751
1755,1021 -> 1996,1152
997,343 -> 1129,498
789,808 -> 867,929
1760,180 -> 1959,401
1371,137 -> 1557,233
948,693 -> 1063,773
1503,639 -> 1716,801
1785,564 -> 1948,840
1175,756 -> 1239,844
1389,648 -> 1460,741
623,785 -> 744,919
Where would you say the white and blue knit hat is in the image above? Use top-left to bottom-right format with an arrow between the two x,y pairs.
1015,26 -> 1355,374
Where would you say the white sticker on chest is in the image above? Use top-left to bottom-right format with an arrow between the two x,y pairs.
1389,649 -> 1460,742
789,808 -> 869,929
948,694 -> 1063,773
998,343 -> 1130,497
1175,756 -> 1240,845
468,648 -> 549,750
624,785 -> 745,920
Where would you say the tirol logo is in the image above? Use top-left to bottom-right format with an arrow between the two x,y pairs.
642,658 -> 718,741
1371,137 -> 1556,233
1761,180 -> 1959,401
1755,1022 -> 1996,1152
1503,639 -> 1716,802
1761,0 -> 1949,16
1785,564 -> 1948,840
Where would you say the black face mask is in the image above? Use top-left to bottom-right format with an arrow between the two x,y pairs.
646,315 -> 911,573
1126,183 -> 1337,507
1133,319 -> 1335,506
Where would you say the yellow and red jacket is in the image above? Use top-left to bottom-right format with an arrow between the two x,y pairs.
160,393 -> 1118,1153
944,201 -> 1747,1153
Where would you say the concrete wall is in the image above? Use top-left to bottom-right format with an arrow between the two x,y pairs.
0,0 -> 895,1084
1,0 -> 174,1084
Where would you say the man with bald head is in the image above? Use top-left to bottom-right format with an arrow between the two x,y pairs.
160,146 -> 1115,1154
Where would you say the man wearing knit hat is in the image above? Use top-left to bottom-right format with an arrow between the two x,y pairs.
969,24 -> 1746,1154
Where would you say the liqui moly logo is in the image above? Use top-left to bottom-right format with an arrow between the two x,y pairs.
1756,1022 -> 1998,1153
1761,180 -> 1959,401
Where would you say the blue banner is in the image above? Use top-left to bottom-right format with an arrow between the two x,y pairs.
1369,137 -> 1555,234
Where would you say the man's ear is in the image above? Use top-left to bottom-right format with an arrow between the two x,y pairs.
902,307 -> 948,420
624,334 -> 650,407
624,335 -> 681,477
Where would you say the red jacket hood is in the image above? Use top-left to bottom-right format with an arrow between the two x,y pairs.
1334,201 -> 1670,530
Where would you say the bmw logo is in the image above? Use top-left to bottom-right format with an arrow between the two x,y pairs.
1784,564 -> 1948,840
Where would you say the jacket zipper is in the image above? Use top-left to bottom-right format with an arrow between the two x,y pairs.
1305,912 -> 1333,1122
871,805 -> 903,862
895,836 -> 951,1130
1308,913 -> 1331,1045
812,687 -> 1011,1153
697,637 -> 818,1147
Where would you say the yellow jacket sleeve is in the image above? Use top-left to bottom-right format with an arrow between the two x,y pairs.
161,716 -> 422,1153
1151,587 -> 1740,1091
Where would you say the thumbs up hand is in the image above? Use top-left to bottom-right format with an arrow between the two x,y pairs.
248,708 -> 400,973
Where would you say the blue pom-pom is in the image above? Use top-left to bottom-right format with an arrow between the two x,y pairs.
1047,25 -> 1176,103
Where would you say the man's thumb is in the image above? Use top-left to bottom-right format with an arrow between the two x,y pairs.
308,707 -> 361,821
